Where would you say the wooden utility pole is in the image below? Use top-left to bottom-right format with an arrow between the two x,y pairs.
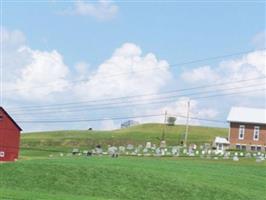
184,100 -> 190,146
161,110 -> 167,141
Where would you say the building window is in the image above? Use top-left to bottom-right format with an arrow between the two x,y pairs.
239,125 -> 245,140
253,126 -> 260,141
236,145 -> 241,150
0,151 -> 5,157
251,146 -> 256,151
256,146 -> 261,151
241,145 -> 246,151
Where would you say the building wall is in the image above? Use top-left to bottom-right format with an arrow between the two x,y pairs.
229,122 -> 266,151
0,110 -> 21,161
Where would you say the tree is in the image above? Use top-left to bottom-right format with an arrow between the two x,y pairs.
167,116 -> 176,126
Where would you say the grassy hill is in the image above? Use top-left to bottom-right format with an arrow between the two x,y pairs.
21,123 -> 227,150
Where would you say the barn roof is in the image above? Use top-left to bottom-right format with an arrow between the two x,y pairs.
227,107 -> 266,124
0,107 -> 22,131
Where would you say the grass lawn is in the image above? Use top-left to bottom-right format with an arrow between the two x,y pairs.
1,156 -> 265,200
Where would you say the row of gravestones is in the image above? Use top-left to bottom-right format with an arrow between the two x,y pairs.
69,144 -> 266,160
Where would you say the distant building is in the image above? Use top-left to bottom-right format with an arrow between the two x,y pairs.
212,137 -> 230,153
121,120 -> 139,129
227,107 -> 266,151
0,107 -> 22,162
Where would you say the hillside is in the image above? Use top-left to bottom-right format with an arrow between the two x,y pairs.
21,123 -> 227,150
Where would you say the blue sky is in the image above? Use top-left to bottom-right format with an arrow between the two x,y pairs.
4,1 -> 265,67
2,1 -> 266,131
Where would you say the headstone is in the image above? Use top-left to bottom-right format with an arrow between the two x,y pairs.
119,146 -> 126,153
83,150 -> 88,154
95,148 -> 103,154
233,156 -> 239,161
245,153 -> 251,158
172,147 -> 178,155
126,144 -> 134,150
143,148 -> 148,153
155,148 -> 161,156
146,142 -> 152,149
108,146 -> 118,155
161,149 -> 165,156
160,140 -> 166,148
151,144 -> 156,150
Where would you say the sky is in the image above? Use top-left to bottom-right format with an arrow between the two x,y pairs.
1,0 -> 266,132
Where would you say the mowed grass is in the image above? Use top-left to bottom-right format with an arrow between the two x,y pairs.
0,156 -> 265,200
2,124 -> 265,200
21,123 -> 227,149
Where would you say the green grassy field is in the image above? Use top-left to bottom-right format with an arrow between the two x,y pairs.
1,124 -> 265,200
21,123 -> 227,150
1,156 -> 266,200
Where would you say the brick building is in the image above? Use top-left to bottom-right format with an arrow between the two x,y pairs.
227,107 -> 266,151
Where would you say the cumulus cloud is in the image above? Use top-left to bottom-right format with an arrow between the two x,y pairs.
60,0 -> 118,20
181,65 -> 219,83
72,43 -> 171,100
13,47 -> 70,100
141,98 -> 219,126
181,50 -> 266,96
2,28 -> 70,102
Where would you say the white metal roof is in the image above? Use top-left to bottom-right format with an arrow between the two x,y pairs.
214,137 -> 229,144
227,107 -> 266,124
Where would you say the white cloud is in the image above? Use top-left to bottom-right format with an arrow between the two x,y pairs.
2,28 -> 70,102
181,50 -> 266,96
60,0 -> 118,20
100,119 -> 119,130
72,43 -> 171,100
252,31 -> 266,49
12,47 -> 70,101
181,65 -> 219,83
141,98 -> 219,126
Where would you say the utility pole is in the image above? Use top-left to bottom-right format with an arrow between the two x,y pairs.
161,110 -> 167,141
184,100 -> 190,147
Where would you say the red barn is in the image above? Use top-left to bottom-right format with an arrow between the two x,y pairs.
0,107 -> 22,162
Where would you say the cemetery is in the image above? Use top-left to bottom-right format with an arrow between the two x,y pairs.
68,142 -> 266,163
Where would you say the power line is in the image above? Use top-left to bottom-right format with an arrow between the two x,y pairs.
11,83 -> 265,116
16,112 -> 227,124
14,87 -> 265,123
17,113 -> 164,123
8,76 -> 266,111
4,48 -> 265,94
